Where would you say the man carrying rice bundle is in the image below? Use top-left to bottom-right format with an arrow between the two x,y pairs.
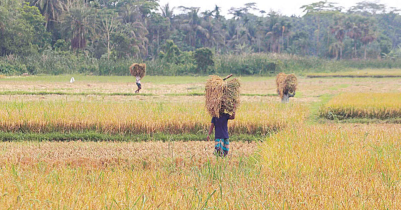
129,63 -> 146,93
207,104 -> 236,157
276,72 -> 297,103
205,74 -> 240,157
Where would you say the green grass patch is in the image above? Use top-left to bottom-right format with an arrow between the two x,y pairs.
0,132 -> 266,142
2,75 -> 273,85
293,92 -> 304,98
307,94 -> 334,124
334,118 -> 401,124
165,92 -> 205,96
329,84 -> 351,91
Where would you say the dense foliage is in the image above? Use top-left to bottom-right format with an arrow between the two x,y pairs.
0,0 -> 401,75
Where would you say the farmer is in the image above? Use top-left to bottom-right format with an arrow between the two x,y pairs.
207,107 -> 236,157
135,76 -> 141,93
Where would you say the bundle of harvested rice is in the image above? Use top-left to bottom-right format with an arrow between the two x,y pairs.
129,63 -> 146,79
205,75 -> 240,117
221,78 -> 241,114
283,74 -> 297,95
276,73 -> 297,99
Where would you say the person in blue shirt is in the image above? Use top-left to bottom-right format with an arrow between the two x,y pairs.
207,108 -> 236,157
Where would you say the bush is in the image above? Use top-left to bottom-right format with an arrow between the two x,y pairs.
0,61 -> 27,75
2,50 -> 401,76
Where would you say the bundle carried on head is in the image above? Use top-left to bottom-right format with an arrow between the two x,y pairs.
129,63 -> 146,79
205,75 -> 241,117
276,72 -> 298,99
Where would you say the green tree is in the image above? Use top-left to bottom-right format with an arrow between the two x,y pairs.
194,48 -> 214,73
158,39 -> 181,64
98,10 -> 119,60
377,34 -> 392,57
0,1 -> 49,56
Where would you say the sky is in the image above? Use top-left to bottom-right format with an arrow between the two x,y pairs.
157,0 -> 400,17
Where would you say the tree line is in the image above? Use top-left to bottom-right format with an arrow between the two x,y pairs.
0,0 -> 401,75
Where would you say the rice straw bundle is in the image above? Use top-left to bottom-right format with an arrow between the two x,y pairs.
221,78 -> 241,114
129,63 -> 146,79
276,73 -> 298,99
205,75 -> 241,117
284,74 -> 297,94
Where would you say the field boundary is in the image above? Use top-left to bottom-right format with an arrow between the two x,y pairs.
0,91 -> 278,97
0,91 -> 154,96
0,132 -> 267,142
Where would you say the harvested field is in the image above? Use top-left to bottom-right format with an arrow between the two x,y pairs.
0,141 -> 257,169
0,141 -> 260,209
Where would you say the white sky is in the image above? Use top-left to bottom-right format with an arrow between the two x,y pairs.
158,0 -> 400,17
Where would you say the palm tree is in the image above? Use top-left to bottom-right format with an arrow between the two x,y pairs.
62,6 -> 93,52
346,21 -> 362,59
360,19 -> 376,59
178,7 -> 208,49
329,42 -> 343,60
330,14 -> 346,59
30,0 -> 66,29
266,22 -> 283,53
130,21 -> 149,58
160,3 -> 174,21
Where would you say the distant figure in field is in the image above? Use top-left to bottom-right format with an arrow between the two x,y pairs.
276,73 -> 298,103
129,63 -> 146,93
135,75 -> 141,93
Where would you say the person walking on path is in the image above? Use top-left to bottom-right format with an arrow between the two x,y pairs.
135,76 -> 141,93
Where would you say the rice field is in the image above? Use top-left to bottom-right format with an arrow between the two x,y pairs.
1,75 -> 401,209
0,141 -> 260,209
0,124 -> 400,209
0,101 -> 306,135
320,93 -> 401,120
260,124 -> 401,209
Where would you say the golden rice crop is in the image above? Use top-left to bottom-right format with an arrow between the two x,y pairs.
260,124 -> 401,209
306,69 -> 401,78
1,124 -> 400,209
320,93 -> 401,119
0,101 -> 306,135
